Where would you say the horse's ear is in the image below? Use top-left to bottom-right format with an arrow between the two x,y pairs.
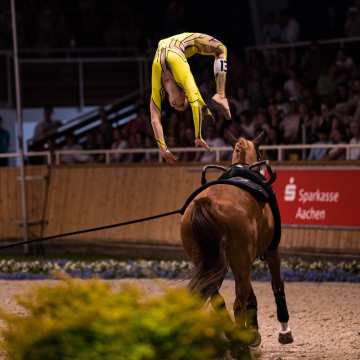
227,131 -> 238,147
253,131 -> 266,147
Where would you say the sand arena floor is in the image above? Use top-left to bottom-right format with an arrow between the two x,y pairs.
0,279 -> 359,360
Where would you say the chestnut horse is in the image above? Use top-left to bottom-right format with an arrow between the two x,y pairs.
180,133 -> 293,349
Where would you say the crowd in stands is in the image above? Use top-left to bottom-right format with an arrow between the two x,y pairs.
20,36 -> 360,165
2,1 -> 360,164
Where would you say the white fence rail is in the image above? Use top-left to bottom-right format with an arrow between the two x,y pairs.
1,144 -> 360,165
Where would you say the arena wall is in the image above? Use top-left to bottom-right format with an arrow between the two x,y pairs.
1,164 -> 359,256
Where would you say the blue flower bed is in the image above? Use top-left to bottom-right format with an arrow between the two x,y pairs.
0,258 -> 359,282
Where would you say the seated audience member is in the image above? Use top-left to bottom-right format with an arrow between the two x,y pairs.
253,111 -> 271,135
336,79 -> 360,115
179,128 -> 197,162
84,131 -> 101,162
143,136 -> 158,163
280,101 -> 301,144
126,106 -> 151,137
127,133 -> 145,163
316,66 -> 337,98
229,87 -> 250,116
263,126 -> 279,161
345,5 -> 360,37
325,128 -> 347,160
33,106 -> 62,144
308,129 -> 330,160
335,50 -> 355,75
99,108 -> 113,149
262,12 -> 281,44
199,126 -> 225,163
62,133 -> 89,164
284,68 -> 300,100
111,128 -> 128,163
239,110 -> 255,139
0,116 -> 10,167
349,120 -> 360,160
280,10 -> 300,43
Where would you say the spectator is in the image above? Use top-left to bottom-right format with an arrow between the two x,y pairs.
284,68 -> 301,100
280,10 -> 300,43
334,50 -> 355,74
33,106 -> 62,144
326,128 -> 347,160
126,106 -> 151,137
349,120 -> 360,160
263,126 -> 279,161
62,133 -> 88,164
0,116 -> 10,166
280,101 -> 301,144
345,5 -> 360,37
179,128 -> 197,162
111,128 -> 129,163
308,129 -> 330,160
127,133 -> 144,162
229,88 -> 250,116
239,110 -> 255,139
84,130 -> 101,163
99,108 -> 113,149
262,12 -> 282,44
316,66 -> 337,98
143,136 -> 158,163
198,126 -> 225,163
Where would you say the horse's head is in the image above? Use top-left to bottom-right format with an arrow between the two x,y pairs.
229,131 -> 265,165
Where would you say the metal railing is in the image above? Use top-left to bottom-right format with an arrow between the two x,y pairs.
0,50 -> 152,108
246,36 -> 360,51
2,143 -> 360,166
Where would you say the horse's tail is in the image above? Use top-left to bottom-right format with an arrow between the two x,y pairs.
189,197 -> 228,300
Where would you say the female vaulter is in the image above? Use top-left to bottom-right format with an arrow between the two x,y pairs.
150,32 -> 231,163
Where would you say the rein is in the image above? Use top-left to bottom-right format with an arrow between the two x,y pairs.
0,209 -> 183,251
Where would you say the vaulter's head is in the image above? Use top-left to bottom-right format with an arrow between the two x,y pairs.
168,84 -> 188,111
163,71 -> 189,111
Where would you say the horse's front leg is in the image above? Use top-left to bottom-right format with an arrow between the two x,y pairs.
265,249 -> 294,344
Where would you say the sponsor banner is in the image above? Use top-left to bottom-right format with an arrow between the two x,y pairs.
272,169 -> 360,228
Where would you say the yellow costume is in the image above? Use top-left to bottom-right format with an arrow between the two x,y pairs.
150,33 -> 227,149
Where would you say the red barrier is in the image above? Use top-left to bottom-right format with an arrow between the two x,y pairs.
273,168 -> 360,228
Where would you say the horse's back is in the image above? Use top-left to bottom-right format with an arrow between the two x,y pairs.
181,184 -> 274,261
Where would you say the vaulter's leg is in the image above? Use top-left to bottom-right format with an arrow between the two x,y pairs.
265,248 -> 294,344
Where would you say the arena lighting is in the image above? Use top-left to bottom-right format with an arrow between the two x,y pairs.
10,0 -> 29,252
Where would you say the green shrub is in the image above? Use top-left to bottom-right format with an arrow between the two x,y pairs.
0,277 -> 249,360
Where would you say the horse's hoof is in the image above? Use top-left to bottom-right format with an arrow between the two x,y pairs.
249,330 -> 261,348
278,330 -> 294,344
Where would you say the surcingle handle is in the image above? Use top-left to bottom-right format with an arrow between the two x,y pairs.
249,160 -> 277,185
201,165 -> 227,185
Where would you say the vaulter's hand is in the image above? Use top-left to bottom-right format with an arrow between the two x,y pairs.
160,148 -> 177,164
195,138 -> 210,151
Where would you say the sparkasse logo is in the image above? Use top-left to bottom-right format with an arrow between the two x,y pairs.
284,177 -> 296,202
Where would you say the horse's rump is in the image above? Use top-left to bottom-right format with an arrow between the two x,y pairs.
187,196 -> 228,298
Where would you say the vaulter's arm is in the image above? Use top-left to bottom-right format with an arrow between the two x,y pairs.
150,100 -> 167,151
149,61 -> 177,163
150,60 -> 167,151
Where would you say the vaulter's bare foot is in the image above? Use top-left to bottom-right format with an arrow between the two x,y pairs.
212,93 -> 231,120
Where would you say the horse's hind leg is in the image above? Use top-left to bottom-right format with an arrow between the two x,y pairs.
265,249 -> 294,344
